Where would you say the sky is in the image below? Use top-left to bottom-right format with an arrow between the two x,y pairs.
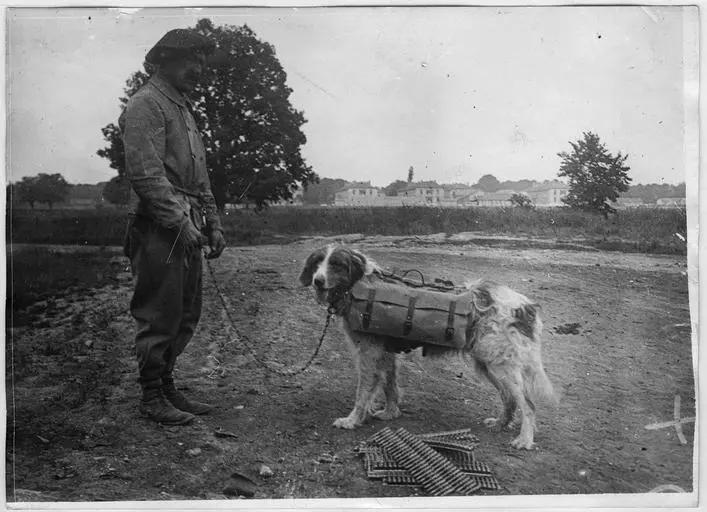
6,5 -> 697,187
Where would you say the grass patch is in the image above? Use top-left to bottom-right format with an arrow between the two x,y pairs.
6,246 -> 124,325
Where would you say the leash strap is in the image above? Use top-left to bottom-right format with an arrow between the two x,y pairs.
204,257 -> 331,377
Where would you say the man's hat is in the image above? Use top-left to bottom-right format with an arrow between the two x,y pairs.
145,28 -> 228,66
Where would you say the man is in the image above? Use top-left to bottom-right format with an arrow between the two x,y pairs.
121,28 -> 227,425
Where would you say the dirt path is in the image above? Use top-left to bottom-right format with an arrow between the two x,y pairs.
6,237 -> 695,501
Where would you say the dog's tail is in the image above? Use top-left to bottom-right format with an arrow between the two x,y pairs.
520,312 -> 559,407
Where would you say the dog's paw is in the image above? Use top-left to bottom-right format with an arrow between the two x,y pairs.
484,417 -> 516,432
371,406 -> 401,421
510,435 -> 536,450
332,416 -> 359,430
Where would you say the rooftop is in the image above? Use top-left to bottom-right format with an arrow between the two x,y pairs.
527,180 -> 570,193
336,181 -> 379,192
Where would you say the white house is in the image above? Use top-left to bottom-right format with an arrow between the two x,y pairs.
525,181 -> 570,207
399,181 -> 446,204
334,182 -> 382,206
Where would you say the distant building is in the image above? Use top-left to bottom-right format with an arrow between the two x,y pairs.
525,181 -> 570,207
442,183 -> 476,199
334,182 -> 382,206
656,197 -> 686,208
476,191 -> 514,207
399,181 -> 446,204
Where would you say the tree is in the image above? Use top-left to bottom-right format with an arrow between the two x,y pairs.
302,177 -> 347,205
102,176 -> 133,206
623,182 -> 685,204
98,19 -> 317,210
15,173 -> 70,208
557,132 -> 631,217
499,179 -> 538,192
97,70 -> 151,177
510,193 -> 534,209
475,174 -> 501,192
382,180 -> 409,197
15,177 -> 37,208
407,166 -> 414,183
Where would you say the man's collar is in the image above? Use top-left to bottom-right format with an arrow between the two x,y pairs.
149,74 -> 188,107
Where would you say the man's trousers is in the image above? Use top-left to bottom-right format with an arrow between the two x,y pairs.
125,216 -> 203,391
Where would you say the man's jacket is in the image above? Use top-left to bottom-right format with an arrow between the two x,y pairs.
120,75 -> 222,234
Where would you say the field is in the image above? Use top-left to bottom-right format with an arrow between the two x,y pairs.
5,233 -> 695,502
7,205 -> 689,254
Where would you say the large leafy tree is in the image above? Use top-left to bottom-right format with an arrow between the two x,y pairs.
558,132 -> 631,217
98,19 -> 317,210
192,19 -> 316,209
96,70 -> 151,176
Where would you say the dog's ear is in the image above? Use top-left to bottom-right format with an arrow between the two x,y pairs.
299,249 -> 326,286
347,250 -> 367,283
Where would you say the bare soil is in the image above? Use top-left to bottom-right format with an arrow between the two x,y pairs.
6,235 -> 695,501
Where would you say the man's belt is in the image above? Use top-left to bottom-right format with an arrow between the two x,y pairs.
173,185 -> 203,200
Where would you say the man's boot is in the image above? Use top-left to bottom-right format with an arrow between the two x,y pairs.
139,387 -> 195,425
162,376 -> 214,415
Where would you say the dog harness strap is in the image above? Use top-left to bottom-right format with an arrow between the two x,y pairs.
403,296 -> 417,336
362,288 -> 376,329
446,301 -> 456,341
465,305 -> 476,346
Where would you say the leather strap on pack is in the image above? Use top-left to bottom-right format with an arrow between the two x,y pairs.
362,288 -> 376,329
446,301 -> 456,341
403,296 -> 417,335
465,305 -> 476,346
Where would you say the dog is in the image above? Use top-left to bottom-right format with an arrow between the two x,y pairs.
299,244 -> 557,450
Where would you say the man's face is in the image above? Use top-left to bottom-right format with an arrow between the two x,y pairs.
160,51 -> 207,93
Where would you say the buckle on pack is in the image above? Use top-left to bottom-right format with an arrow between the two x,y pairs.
403,296 -> 417,336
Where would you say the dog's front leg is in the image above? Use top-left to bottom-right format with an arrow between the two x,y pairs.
333,337 -> 384,429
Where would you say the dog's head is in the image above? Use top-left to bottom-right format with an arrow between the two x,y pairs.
299,245 -> 378,306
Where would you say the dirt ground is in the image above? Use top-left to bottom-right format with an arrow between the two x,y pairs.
5,235 -> 695,501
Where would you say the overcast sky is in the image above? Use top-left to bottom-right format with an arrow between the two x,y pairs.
7,6 -> 696,187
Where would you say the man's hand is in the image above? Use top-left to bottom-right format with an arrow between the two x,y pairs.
206,229 -> 226,259
180,220 -> 207,249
